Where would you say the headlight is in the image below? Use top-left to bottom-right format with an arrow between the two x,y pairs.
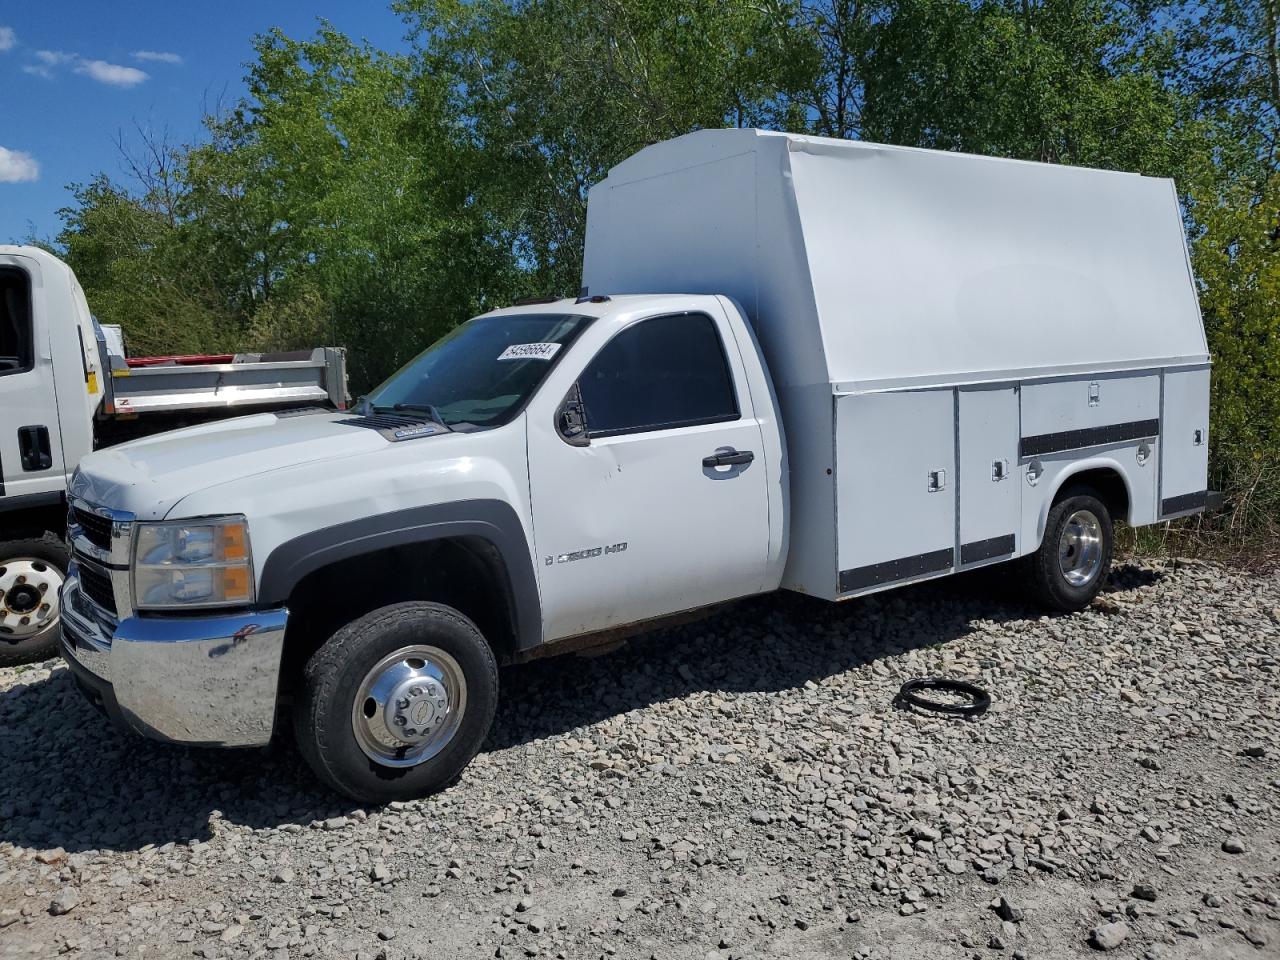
132,516 -> 255,610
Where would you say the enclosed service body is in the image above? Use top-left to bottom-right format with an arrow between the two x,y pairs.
61,130 -> 1212,802
584,129 -> 1210,599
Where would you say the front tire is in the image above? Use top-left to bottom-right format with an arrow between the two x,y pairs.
294,602 -> 499,803
0,532 -> 69,667
1023,488 -> 1113,612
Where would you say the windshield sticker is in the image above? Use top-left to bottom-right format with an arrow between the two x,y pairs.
498,342 -> 562,362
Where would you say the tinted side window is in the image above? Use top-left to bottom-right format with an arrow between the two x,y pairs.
0,268 -> 33,377
578,312 -> 739,437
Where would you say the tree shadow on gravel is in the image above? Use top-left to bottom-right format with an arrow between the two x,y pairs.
0,666 -> 338,855
0,562 -> 1166,855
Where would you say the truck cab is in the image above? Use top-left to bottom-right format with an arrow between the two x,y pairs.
1,248 -> 107,664
0,245 -> 347,665
60,293 -> 786,801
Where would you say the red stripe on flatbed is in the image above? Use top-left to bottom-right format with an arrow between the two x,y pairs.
124,354 -> 236,367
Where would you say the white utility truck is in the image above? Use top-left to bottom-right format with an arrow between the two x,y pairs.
60,130 -> 1211,803
0,245 -> 348,664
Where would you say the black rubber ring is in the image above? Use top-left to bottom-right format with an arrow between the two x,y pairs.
897,677 -> 991,717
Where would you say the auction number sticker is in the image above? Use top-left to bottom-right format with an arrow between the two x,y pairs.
498,342 -> 562,361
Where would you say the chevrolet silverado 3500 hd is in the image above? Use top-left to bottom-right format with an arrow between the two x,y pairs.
60,130 -> 1211,802
0,246 -> 348,665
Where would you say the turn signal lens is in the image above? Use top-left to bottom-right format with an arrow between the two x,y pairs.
221,524 -> 248,561
221,566 -> 251,600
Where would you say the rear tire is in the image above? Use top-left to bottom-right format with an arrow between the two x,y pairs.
294,601 -> 499,804
1023,489 -> 1113,612
0,532 -> 69,667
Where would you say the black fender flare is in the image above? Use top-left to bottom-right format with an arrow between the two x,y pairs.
256,499 -> 543,650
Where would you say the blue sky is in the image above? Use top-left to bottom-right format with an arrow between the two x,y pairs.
0,2 -> 410,244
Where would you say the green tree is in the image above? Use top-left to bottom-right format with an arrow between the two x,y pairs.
801,0 -> 1192,177
1190,174 -> 1280,540
397,0 -> 814,293
1155,0 -> 1279,169
179,26 -> 517,386
55,173 -> 234,357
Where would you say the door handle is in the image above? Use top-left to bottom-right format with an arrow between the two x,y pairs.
703,449 -> 754,468
18,425 -> 52,472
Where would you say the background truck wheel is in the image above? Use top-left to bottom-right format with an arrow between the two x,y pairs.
294,601 -> 499,804
1023,488 -> 1113,612
0,532 -> 69,667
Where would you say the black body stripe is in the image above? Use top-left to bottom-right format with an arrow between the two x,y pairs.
960,534 -> 1016,565
1161,490 -> 1207,516
840,547 -> 953,593
1020,418 -> 1159,458
0,490 -> 63,515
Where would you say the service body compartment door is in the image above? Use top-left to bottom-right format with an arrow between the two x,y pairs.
958,387 -> 1020,566
1160,366 -> 1211,517
835,389 -> 955,595
1019,373 -> 1161,447
1018,372 -> 1162,534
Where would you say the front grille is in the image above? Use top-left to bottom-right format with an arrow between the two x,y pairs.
77,563 -> 117,615
74,506 -> 114,551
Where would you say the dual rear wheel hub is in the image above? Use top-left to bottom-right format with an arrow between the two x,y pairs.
0,559 -> 62,641
1058,509 -> 1104,587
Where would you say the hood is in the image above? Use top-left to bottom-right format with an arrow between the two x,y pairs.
72,411 -> 431,519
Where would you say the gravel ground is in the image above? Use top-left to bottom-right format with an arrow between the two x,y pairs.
1,559 -> 1277,960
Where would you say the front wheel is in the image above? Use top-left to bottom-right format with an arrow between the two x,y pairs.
0,533 -> 69,667
1023,489 -> 1113,612
293,602 -> 499,803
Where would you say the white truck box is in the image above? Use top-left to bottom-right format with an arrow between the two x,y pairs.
584,129 -> 1210,599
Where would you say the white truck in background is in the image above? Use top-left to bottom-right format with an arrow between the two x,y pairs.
60,130 -> 1212,803
0,245 -> 348,665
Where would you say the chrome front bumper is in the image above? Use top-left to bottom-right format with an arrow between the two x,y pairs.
60,571 -> 288,748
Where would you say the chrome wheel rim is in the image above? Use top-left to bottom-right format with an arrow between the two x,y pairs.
0,558 -> 63,642
351,645 -> 467,768
1058,509 -> 1103,587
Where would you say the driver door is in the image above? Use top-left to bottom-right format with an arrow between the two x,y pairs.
0,261 -> 64,502
526,307 -> 770,642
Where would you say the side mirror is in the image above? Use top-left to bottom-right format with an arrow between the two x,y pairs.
556,383 -> 589,447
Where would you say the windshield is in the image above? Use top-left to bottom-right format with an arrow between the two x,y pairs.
362,312 -> 592,428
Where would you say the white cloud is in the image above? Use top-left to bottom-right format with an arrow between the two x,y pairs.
23,49 -> 150,88
133,50 -> 182,65
27,49 -> 75,75
35,49 -> 75,65
0,147 -> 39,184
0,27 -> 16,52
24,51 -> 75,79
75,59 -> 148,88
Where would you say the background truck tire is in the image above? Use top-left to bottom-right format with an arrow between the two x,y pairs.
0,532 -> 69,667
1023,488 -> 1114,612
293,601 -> 499,804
